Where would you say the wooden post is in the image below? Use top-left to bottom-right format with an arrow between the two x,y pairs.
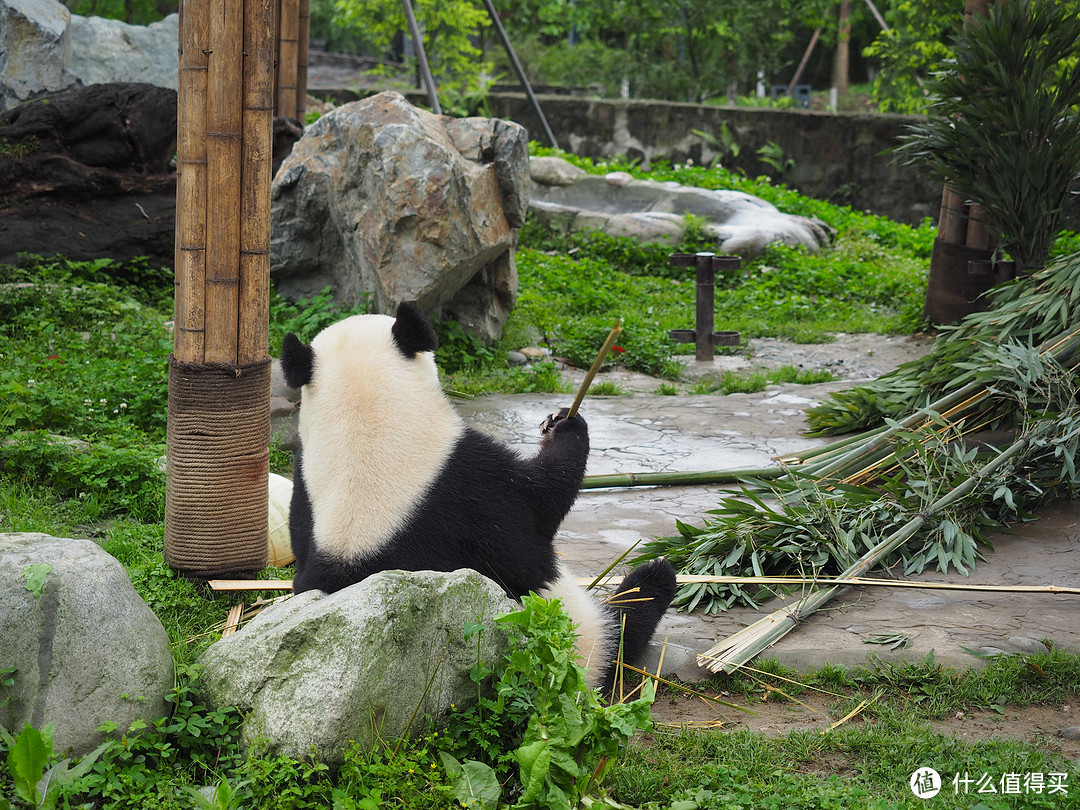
167,0 -> 274,579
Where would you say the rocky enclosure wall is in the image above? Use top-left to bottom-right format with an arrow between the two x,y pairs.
341,90 -> 939,227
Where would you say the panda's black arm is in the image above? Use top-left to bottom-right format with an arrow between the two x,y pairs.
528,413 -> 590,535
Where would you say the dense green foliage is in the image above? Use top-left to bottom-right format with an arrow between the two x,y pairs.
862,0 -> 957,113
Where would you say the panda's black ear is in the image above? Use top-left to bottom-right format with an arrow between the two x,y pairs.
280,333 -> 315,389
391,301 -> 438,359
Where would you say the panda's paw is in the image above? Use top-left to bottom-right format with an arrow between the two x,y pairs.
539,408 -> 569,435
540,407 -> 586,437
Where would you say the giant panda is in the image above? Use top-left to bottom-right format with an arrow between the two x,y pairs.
279,301 -> 677,694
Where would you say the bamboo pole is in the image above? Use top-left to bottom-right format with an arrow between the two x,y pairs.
167,0 -> 274,579
240,0 -> 274,364
296,0 -> 309,121
207,574 -> 1080,596
175,0 -> 209,363
582,467 -> 785,490
276,0 -> 299,120
205,0 -> 244,365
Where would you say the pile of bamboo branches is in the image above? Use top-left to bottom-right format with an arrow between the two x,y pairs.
631,251 -> 1080,672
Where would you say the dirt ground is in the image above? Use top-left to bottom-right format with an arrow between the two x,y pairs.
647,684 -> 1080,762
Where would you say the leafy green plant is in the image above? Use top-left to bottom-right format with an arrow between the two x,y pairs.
690,124 -> 741,170
894,0 -> 1080,268
442,595 -> 656,808
434,319 -> 495,374
756,140 -> 794,177
0,723 -> 107,810
180,777 -> 250,810
588,381 -> 626,397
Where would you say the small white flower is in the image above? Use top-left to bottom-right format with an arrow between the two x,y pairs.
113,409 -> 119,414
99,398 -> 107,405
119,403 -> 128,410
27,379 -> 35,386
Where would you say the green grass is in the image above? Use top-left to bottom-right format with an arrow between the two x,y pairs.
608,651 -> 1080,809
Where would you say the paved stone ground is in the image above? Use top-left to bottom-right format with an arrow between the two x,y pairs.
456,335 -> 1080,683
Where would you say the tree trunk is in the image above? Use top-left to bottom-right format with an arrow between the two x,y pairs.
832,0 -> 851,100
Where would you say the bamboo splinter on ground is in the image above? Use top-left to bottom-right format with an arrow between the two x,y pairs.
166,0 -> 275,579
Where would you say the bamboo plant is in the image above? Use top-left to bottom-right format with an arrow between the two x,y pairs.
893,0 -> 1080,270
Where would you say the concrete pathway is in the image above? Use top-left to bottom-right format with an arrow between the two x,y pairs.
456,353 -> 1080,683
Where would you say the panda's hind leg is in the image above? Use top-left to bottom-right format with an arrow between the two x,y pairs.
603,559 -> 678,692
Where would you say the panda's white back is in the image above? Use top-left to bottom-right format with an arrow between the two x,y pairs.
299,313 -> 465,561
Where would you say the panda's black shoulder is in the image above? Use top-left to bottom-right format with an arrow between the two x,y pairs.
450,426 -> 524,467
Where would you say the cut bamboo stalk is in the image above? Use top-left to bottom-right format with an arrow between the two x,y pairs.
698,435 -> 1032,673
239,0 -> 275,365
204,0 -> 245,365
175,0 -> 210,364
567,321 -> 622,419
939,185 -> 968,245
207,571 -> 1080,596
276,0 -> 299,120
222,603 -> 244,637
581,467 -> 785,489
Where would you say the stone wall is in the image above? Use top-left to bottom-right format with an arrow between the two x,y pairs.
488,95 -> 941,227
340,90 -> 940,226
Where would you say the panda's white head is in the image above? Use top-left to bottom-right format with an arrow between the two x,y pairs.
280,301 -> 464,559
281,300 -> 441,395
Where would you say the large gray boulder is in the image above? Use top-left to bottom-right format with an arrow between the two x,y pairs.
197,569 -> 517,765
0,533 -> 174,756
0,0 -> 74,112
528,155 -> 831,256
69,13 -> 179,90
270,91 -> 530,343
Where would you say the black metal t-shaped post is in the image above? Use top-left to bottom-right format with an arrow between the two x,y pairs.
669,252 -> 742,361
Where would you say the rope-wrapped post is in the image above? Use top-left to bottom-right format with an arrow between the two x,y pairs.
168,0 -> 275,579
